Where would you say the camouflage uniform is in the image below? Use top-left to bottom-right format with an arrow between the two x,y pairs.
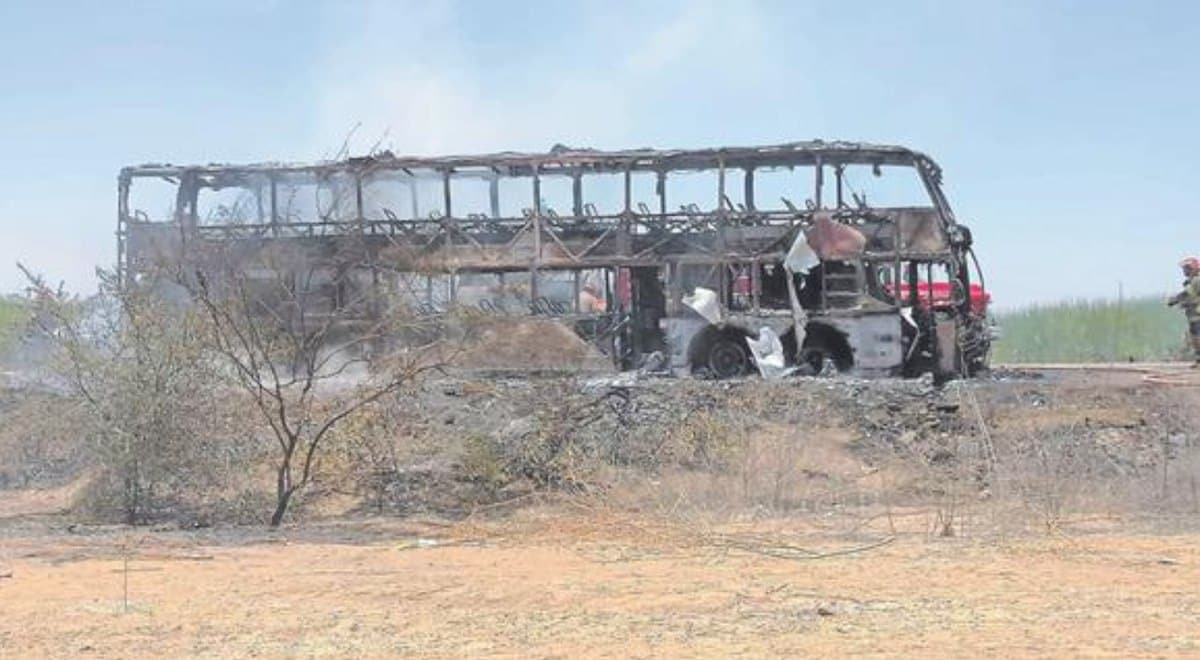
1169,272 -> 1200,362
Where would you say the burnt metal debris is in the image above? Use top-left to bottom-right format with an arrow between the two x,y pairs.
117,139 -> 993,379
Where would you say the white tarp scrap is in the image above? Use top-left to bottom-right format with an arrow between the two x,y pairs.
682,287 -> 722,325
745,326 -> 795,380
783,228 -> 819,273
783,230 -> 815,355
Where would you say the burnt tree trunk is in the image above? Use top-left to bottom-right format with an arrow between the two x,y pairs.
270,458 -> 294,527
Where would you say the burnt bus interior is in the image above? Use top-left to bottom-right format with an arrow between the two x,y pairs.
118,141 -> 991,379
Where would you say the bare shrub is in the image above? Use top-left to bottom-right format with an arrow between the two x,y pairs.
171,240 -> 455,526
1166,443 -> 1200,515
660,408 -> 744,472
318,393 -> 481,515
1149,389 -> 1200,516
19,266 -> 240,524
991,426 -> 1107,532
944,384 -> 1200,536
592,384 -> 888,521
502,406 -> 600,493
456,433 -> 519,504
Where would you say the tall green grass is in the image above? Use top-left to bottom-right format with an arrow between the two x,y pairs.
991,295 -> 1190,364
0,297 -> 28,356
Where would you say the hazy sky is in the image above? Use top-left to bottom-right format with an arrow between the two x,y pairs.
1,0 -> 1196,308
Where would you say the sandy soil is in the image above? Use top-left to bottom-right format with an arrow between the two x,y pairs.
456,318 -> 613,372
1,510 -> 1199,659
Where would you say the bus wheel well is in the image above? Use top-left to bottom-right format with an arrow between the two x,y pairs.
688,324 -> 753,378
782,323 -> 854,373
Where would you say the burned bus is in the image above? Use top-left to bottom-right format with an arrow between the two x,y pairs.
117,140 -> 992,379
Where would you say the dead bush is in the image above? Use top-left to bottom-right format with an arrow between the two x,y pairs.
69,393 -> 270,526
320,398 -> 472,515
659,409 -> 744,472
990,427 -> 1110,531
0,390 -> 89,490
17,266 -> 285,525
177,242 -> 452,526
458,434 -> 511,502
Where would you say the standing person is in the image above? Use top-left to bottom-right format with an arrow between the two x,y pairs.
578,282 -> 606,314
1168,256 -> 1200,366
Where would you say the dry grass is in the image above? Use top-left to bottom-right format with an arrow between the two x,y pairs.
4,371 -> 1200,656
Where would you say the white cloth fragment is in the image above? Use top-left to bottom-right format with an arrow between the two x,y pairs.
745,326 -> 795,380
784,230 -> 819,273
682,287 -> 722,325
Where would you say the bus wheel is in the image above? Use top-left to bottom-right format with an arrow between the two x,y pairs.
708,338 -> 750,378
799,346 -> 835,375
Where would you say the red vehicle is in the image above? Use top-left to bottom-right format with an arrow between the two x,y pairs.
892,282 -> 991,316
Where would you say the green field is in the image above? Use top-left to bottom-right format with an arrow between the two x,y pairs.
0,297 -> 28,356
991,295 -> 1190,364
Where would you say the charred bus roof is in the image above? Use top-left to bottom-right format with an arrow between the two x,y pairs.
117,139 -> 961,277
120,140 -> 943,183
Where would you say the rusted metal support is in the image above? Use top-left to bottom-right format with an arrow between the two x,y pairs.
751,259 -> 761,313
531,167 -> 542,299
657,171 -> 667,217
720,262 -> 729,308
814,156 -> 824,209
173,173 -> 189,225
623,167 -> 632,214
355,175 -> 365,222
603,268 -> 613,314
744,167 -> 755,210
170,171 -> 200,233
717,156 -> 726,211
618,166 -> 633,256
665,262 -> 680,316
917,159 -> 958,226
572,174 -> 583,217
893,258 -> 903,307
116,174 -> 128,287
269,175 -> 278,225
835,164 -> 844,208
572,270 -> 581,313
716,155 -> 728,252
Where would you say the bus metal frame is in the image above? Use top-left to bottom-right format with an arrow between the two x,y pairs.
117,140 -> 991,379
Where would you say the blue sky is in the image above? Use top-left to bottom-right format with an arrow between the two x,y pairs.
1,0 -> 1197,308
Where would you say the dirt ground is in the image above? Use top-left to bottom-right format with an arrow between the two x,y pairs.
0,508 -> 1198,659
4,366 -> 1200,658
